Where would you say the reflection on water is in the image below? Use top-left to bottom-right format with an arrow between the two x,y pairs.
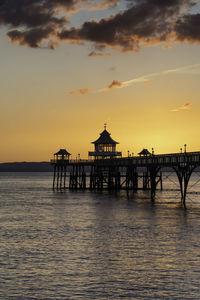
0,173 -> 200,299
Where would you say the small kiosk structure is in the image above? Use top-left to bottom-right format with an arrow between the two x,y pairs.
54,149 -> 71,162
138,149 -> 151,157
88,126 -> 122,159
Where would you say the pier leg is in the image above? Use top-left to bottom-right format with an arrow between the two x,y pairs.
56,166 -> 60,190
60,166 -> 63,190
53,165 -> 56,190
126,167 -> 137,191
148,166 -> 160,200
174,164 -> 195,207
133,171 -> 138,190
90,171 -> 93,189
116,171 -> 121,189
143,172 -> 149,190
160,172 -> 163,191
64,166 -> 66,190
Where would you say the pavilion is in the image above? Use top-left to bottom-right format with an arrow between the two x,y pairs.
54,149 -> 71,161
138,149 -> 151,156
88,125 -> 122,159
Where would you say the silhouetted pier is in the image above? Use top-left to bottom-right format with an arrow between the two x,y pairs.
51,127 -> 200,206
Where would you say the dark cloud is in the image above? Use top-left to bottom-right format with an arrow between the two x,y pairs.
58,0 -> 198,51
0,0 -> 89,47
0,0 -> 200,50
0,0 -> 67,27
175,13 -> 200,42
7,27 -> 55,49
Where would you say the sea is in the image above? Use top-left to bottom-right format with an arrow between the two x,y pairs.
1,172 -> 200,300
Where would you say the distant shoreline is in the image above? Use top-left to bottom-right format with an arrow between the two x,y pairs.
0,162 -> 53,172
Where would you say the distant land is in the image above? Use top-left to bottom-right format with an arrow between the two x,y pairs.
0,162 -> 53,172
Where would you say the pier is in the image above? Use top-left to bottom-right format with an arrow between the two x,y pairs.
51,127 -> 200,206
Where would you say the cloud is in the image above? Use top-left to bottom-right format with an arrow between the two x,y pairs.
144,80 -> 150,86
170,102 -> 192,112
2,0 -> 200,50
7,27 -> 55,49
98,63 -> 200,92
175,13 -> 200,43
163,63 -> 200,75
1,0 -> 69,48
180,103 -> 192,110
80,0 -> 119,12
70,88 -> 90,95
58,0 -> 198,52
88,51 -> 111,57
2,0 -> 115,48
99,72 -> 158,92
107,80 -> 122,89
68,63 -> 199,95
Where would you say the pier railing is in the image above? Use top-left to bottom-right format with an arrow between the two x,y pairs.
108,152 -> 200,167
51,152 -> 200,167
50,159 -> 94,165
133,152 -> 200,166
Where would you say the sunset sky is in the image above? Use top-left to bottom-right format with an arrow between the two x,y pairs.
1,0 -> 200,162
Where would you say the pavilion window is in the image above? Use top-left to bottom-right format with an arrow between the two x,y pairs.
98,144 -> 104,152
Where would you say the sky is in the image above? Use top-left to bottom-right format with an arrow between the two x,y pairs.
0,0 -> 200,162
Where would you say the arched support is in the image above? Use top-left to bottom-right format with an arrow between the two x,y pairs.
148,166 -> 161,200
173,164 -> 196,207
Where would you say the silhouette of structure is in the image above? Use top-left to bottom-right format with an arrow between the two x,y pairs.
53,149 -> 71,190
88,124 -> 122,159
138,149 -> 151,156
51,127 -> 200,207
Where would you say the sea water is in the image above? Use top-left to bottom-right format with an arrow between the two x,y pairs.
0,172 -> 200,299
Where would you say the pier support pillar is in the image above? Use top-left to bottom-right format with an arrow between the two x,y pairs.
53,165 -> 56,190
148,166 -> 161,200
69,165 -> 86,189
126,167 -> 138,190
160,172 -> 163,191
142,172 -> 150,190
174,164 -> 195,207
53,164 -> 68,190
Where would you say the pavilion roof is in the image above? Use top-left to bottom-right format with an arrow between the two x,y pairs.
138,149 -> 151,156
54,149 -> 71,156
92,129 -> 119,145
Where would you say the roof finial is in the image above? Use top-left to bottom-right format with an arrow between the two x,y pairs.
104,123 -> 107,130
